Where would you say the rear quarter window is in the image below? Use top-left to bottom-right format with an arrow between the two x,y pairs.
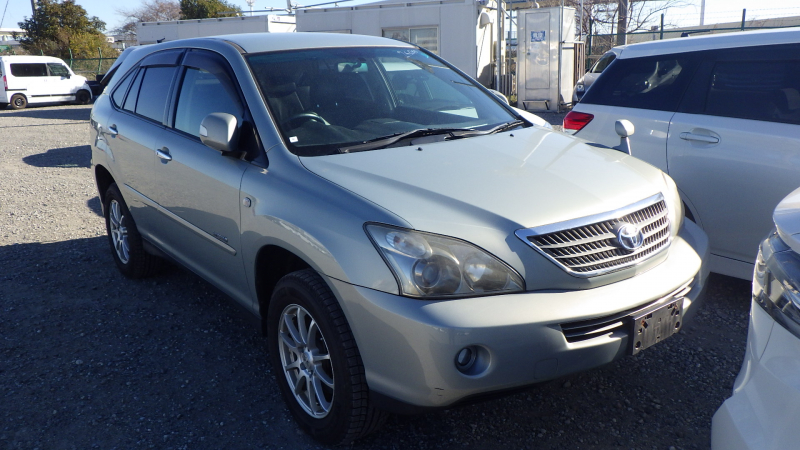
581,55 -> 698,112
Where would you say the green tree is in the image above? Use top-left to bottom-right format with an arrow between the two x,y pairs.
18,0 -> 115,59
180,0 -> 240,19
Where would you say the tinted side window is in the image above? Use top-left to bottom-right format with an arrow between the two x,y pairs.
111,71 -> 134,108
174,67 -> 243,137
135,66 -> 177,122
123,69 -> 144,113
581,55 -> 697,111
47,63 -> 70,77
705,60 -> 800,125
10,63 -> 48,77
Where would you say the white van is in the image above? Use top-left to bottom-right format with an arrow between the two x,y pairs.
0,55 -> 93,109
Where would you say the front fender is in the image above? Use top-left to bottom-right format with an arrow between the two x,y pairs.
239,149 -> 408,302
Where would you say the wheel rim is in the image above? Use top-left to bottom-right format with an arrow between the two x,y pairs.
13,97 -> 23,107
278,303 -> 334,418
109,199 -> 130,264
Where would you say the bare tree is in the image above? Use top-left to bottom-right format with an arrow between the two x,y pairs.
115,0 -> 181,37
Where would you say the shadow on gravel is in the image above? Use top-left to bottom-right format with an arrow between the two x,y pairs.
0,105 -> 91,121
22,145 -> 91,168
87,196 -> 103,216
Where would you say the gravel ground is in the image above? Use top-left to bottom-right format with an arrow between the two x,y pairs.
0,104 -> 751,449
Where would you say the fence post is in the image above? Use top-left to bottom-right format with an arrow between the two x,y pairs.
741,9 -> 746,31
98,47 -> 102,75
69,48 -> 73,69
660,14 -> 664,40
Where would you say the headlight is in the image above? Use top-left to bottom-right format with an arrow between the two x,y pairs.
366,224 -> 525,298
575,84 -> 585,92
662,172 -> 684,236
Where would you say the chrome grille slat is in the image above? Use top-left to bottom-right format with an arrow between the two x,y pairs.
515,194 -> 672,277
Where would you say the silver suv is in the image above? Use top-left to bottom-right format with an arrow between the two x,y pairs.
90,33 -> 709,444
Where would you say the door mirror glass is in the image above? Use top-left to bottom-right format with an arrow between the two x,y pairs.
200,113 -> 239,153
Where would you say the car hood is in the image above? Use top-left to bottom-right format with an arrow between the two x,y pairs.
299,127 -> 665,238
774,185 -> 800,254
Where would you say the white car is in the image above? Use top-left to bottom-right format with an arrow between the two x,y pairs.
565,28 -> 800,280
0,55 -> 93,109
711,186 -> 800,450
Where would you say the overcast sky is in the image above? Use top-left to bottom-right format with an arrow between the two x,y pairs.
1,0 -> 799,33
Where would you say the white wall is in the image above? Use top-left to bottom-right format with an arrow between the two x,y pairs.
137,15 -> 295,45
297,0 -> 487,82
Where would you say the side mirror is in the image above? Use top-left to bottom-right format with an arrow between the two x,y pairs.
613,119 -> 635,155
200,113 -> 239,153
487,89 -> 510,105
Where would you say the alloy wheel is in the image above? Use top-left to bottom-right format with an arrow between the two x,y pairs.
109,199 -> 130,264
278,304 -> 335,418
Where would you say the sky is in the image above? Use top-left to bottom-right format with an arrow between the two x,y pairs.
2,0 -> 800,32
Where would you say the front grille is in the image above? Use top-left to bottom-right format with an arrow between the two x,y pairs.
560,279 -> 693,343
515,194 -> 671,277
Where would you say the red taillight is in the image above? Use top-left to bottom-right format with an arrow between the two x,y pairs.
563,111 -> 594,135
3,75 -> 6,91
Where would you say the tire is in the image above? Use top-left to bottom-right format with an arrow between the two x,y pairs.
268,269 -> 387,445
10,94 -> 27,110
103,183 -> 160,278
75,89 -> 91,105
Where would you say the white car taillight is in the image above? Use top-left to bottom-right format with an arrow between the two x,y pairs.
562,111 -> 594,135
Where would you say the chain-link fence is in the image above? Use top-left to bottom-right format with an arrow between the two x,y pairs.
67,57 -> 117,80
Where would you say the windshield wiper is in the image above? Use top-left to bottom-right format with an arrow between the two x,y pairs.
439,120 -> 528,140
339,127 -> 473,153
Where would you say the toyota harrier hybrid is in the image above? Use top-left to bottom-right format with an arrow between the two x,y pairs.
90,33 -> 709,444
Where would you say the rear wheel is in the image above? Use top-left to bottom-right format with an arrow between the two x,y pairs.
103,183 -> 160,278
268,269 -> 387,445
10,94 -> 27,110
75,89 -> 91,105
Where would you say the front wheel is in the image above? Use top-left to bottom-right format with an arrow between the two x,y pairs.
75,89 -> 91,105
267,269 -> 386,444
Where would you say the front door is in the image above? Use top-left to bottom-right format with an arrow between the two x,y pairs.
148,54 -> 251,302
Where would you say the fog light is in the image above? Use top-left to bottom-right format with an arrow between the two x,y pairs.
455,346 -> 477,372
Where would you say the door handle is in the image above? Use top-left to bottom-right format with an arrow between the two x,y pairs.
156,147 -> 172,161
679,132 -> 719,144
107,124 -> 118,137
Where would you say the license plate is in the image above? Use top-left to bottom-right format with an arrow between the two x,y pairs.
629,299 -> 683,355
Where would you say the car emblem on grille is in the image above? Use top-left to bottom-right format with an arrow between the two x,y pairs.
616,222 -> 644,252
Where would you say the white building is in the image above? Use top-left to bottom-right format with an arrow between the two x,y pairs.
0,28 -> 24,51
136,14 -> 296,45
296,0 -> 499,87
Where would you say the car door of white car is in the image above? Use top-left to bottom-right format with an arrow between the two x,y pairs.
667,46 -> 800,278
149,51 -> 252,302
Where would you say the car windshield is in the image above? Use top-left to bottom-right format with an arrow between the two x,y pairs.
246,47 -> 520,156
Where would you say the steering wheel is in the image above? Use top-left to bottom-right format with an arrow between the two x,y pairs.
282,112 -> 330,129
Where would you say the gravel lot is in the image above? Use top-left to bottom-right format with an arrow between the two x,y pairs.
0,104 -> 751,449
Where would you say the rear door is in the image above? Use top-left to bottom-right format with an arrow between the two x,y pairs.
148,50 -> 251,302
667,44 -> 800,276
574,53 -> 699,173
104,50 -> 183,234
9,63 -> 48,101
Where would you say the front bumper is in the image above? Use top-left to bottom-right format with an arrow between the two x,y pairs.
711,232 -> 800,450
329,220 -> 709,411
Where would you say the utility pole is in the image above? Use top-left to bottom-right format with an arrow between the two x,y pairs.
30,0 -> 37,16
699,0 -> 705,26
247,0 -> 255,15
616,0 -> 628,46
